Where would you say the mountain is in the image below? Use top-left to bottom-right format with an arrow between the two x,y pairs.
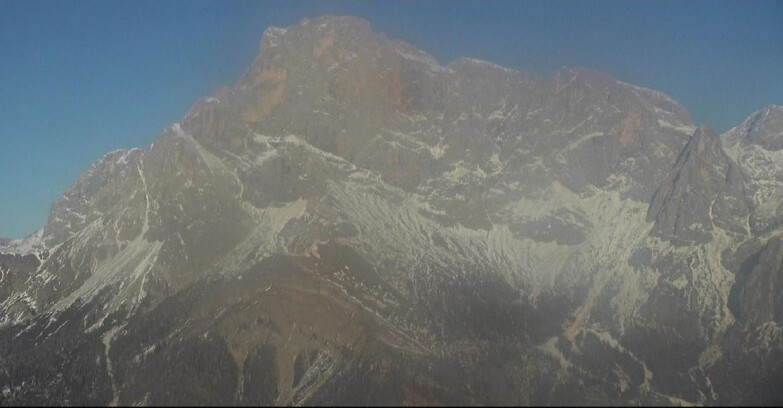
1,16 -> 782,405
722,105 -> 783,235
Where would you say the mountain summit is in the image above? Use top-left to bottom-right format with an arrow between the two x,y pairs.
1,16 -> 782,406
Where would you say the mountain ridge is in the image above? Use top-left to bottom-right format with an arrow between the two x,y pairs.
1,15 -> 783,406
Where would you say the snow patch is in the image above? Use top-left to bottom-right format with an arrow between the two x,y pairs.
456,57 -> 517,74
394,44 -> 450,73
1,229 -> 45,255
657,119 -> 696,135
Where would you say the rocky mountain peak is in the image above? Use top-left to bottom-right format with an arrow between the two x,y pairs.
721,105 -> 783,234
648,125 -> 749,243
260,15 -> 373,50
725,104 -> 783,151
2,15 -> 783,406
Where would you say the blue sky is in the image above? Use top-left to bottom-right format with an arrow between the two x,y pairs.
1,1 -> 781,238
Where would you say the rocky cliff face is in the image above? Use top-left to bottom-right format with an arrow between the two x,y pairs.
1,16 -> 782,406
648,126 -> 749,244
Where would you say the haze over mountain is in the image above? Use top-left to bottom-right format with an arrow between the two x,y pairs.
1,16 -> 782,405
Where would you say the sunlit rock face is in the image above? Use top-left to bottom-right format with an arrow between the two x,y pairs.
1,16 -> 782,406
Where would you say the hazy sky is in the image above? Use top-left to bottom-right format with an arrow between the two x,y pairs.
1,1 -> 781,238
